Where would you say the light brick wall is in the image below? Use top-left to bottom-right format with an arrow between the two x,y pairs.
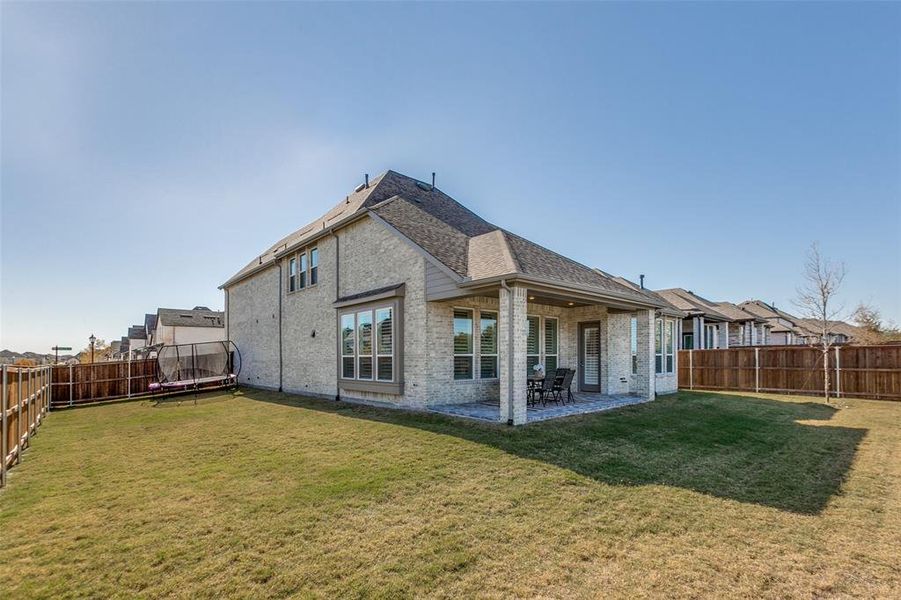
633,309 -> 655,399
499,285 -> 528,425
606,312 -> 632,394
227,266 -> 281,390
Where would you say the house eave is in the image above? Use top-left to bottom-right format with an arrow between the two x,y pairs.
459,274 -> 666,310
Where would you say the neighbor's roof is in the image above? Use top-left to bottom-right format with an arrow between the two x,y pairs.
127,325 -> 147,340
223,170 -> 663,307
144,313 -> 158,334
595,272 -> 685,317
738,300 -> 803,324
711,301 -> 767,323
157,308 -> 225,328
654,288 -> 733,321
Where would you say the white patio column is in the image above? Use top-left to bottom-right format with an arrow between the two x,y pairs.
698,316 -> 706,349
720,322 -> 729,349
692,316 -> 701,350
634,309 -> 655,400
499,284 -> 528,425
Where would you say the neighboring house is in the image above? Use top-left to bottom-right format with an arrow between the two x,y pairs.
118,337 -> 130,359
221,170 -> 677,425
710,301 -> 771,347
654,288 -> 733,349
796,319 -> 863,345
151,307 -> 226,345
127,325 -> 147,355
144,313 -> 159,346
738,300 -> 807,345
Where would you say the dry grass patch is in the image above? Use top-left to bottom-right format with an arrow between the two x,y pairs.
1,389 -> 899,598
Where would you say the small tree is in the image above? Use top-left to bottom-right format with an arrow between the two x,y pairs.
794,243 -> 845,404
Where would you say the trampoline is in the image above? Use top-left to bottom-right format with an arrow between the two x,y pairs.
148,340 -> 241,400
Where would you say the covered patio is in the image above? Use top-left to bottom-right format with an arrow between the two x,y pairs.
430,391 -> 650,423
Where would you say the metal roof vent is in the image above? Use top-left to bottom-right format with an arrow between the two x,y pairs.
416,181 -> 432,192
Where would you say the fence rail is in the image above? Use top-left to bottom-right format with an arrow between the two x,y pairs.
50,359 -> 159,408
679,345 -> 901,400
2,365 -> 52,488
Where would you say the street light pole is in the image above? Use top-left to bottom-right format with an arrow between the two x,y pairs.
89,334 -> 96,364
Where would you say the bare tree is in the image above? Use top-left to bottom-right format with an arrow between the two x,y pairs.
794,242 -> 846,404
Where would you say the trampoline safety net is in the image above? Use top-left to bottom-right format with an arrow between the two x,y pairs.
155,341 -> 241,387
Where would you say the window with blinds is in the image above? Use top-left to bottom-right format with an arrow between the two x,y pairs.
453,309 -> 473,380
526,315 -> 540,374
339,304 -> 396,383
655,318 -> 664,374
630,316 -> 638,374
480,311 -> 498,379
544,318 -> 558,374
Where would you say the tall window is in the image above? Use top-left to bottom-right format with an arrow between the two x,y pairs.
299,253 -> 308,289
655,318 -> 663,374
288,257 -> 297,292
526,316 -> 540,374
310,248 -> 319,286
357,311 -> 373,379
480,311 -> 498,379
453,309 -> 473,380
375,307 -> 393,381
665,319 -> 675,373
630,316 -> 638,374
704,324 -> 717,349
341,314 -> 355,378
340,306 -> 396,383
544,318 -> 558,374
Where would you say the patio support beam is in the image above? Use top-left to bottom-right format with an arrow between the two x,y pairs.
634,309 -> 655,401
499,283 -> 527,425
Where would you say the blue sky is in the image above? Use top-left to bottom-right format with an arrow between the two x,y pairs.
2,2 -> 899,352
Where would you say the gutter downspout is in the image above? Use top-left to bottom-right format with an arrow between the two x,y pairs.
500,279 -> 514,425
278,257 -> 283,392
330,227 -> 340,402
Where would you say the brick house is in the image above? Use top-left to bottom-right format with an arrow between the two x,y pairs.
221,171 -> 679,424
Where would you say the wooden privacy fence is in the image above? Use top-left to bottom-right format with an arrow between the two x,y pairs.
2,365 -> 52,488
50,359 -> 158,409
679,345 -> 901,400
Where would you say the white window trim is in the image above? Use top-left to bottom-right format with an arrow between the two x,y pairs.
375,306 -> 393,382
665,319 -> 675,374
453,307 -> 475,381
478,310 -> 499,381
356,309 -> 373,380
544,316 -> 559,373
341,313 -> 356,379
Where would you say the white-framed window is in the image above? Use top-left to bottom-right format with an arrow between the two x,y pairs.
704,324 -> 718,349
738,323 -> 745,346
665,319 -> 675,373
340,305 -> 396,383
630,316 -> 638,374
375,307 -> 393,381
526,315 -> 540,375
655,318 -> 676,374
479,311 -> 498,379
453,309 -> 474,380
340,314 -> 355,379
310,248 -> 319,286
357,310 -> 373,380
655,318 -> 663,374
288,256 -> 297,292
544,317 -> 558,374
299,252 -> 308,289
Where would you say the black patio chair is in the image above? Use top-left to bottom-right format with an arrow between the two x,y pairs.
537,372 -> 563,406
548,369 -> 575,404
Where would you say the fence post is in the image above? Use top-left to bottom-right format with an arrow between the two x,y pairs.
688,349 -> 693,390
835,346 -> 841,399
1,365 -> 7,488
754,347 -> 760,393
16,368 -> 23,464
69,364 -> 74,408
127,357 -> 132,399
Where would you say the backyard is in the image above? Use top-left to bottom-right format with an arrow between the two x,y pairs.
0,389 -> 899,598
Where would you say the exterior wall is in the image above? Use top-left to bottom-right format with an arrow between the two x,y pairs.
606,312 -> 632,395
333,217 -> 428,407
227,265 -> 280,389
154,324 -> 226,345
281,232 -> 339,400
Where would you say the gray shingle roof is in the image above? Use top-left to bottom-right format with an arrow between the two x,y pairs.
127,326 -> 146,340
157,308 -> 224,328
144,313 -> 158,335
224,170 -> 662,307
654,289 -> 733,321
711,301 -> 766,322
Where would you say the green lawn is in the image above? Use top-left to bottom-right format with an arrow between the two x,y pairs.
1,389 -> 899,599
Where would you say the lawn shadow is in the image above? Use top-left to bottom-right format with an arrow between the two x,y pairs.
244,388 -> 866,515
